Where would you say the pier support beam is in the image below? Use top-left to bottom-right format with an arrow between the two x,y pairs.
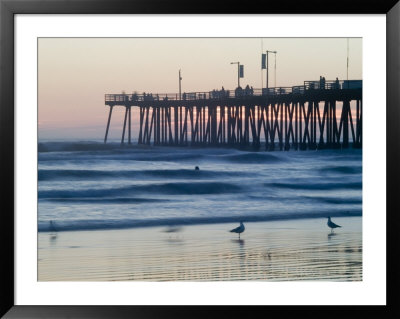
104,105 -> 114,144
121,106 -> 128,145
342,100 -> 350,148
128,106 -> 132,144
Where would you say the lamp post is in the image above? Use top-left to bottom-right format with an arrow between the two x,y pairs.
179,69 -> 182,99
266,50 -> 277,91
230,62 -> 240,88
346,38 -> 349,89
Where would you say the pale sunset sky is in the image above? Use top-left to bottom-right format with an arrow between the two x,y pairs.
38,38 -> 362,140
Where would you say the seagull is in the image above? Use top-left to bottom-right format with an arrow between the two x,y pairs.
230,221 -> 245,239
327,216 -> 341,233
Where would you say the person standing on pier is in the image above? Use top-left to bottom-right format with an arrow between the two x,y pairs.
245,85 -> 250,96
319,76 -> 326,90
235,86 -> 243,97
335,77 -> 340,89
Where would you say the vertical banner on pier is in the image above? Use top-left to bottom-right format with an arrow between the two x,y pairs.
261,54 -> 266,69
239,65 -> 244,78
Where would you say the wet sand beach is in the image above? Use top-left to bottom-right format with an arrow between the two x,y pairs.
38,217 -> 362,281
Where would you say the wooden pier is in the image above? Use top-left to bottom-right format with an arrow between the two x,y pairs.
104,79 -> 362,150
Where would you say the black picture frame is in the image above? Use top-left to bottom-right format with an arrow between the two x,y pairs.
1,0 -> 399,318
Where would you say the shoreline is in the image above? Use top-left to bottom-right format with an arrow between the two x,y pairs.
38,216 -> 362,282
38,212 -> 362,233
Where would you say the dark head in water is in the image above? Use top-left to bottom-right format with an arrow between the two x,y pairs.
195,166 -> 200,170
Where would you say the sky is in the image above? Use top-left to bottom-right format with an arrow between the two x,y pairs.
38,38 -> 362,140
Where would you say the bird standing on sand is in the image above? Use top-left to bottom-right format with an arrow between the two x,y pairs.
230,221 -> 245,239
327,217 -> 341,233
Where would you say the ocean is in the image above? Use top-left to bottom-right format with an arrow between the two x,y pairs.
37,141 -> 362,233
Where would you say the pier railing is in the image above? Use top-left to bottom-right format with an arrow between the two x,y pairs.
105,80 -> 362,103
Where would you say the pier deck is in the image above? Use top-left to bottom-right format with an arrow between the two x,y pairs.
104,79 -> 362,150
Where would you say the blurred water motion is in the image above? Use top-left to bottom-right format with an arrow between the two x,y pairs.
162,225 -> 183,233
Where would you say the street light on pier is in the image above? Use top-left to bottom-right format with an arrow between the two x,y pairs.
179,69 -> 182,99
265,50 -> 277,92
230,62 -> 244,88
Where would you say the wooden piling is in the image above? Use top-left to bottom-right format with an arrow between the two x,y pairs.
104,105 -> 113,144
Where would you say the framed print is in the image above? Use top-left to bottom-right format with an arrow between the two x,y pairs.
1,0 -> 399,318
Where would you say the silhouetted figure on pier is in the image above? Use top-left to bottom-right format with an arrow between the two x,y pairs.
245,85 -> 251,96
235,86 -> 243,97
131,93 -> 138,101
320,76 -> 326,90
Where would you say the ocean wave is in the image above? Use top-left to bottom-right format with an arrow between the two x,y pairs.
220,152 -> 282,163
45,197 -> 169,204
38,169 -> 247,181
264,181 -> 362,191
39,182 -> 242,198
320,166 -> 362,175
302,196 -> 362,205
38,153 -> 205,162
38,142 -> 284,164
38,210 -> 362,232
247,194 -> 362,205
38,141 -> 124,153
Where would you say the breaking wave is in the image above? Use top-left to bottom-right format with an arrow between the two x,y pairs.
39,182 -> 242,198
38,169 -> 247,181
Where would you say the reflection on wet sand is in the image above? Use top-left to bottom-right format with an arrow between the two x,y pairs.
231,239 -> 245,246
328,232 -> 338,239
38,218 -> 362,282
